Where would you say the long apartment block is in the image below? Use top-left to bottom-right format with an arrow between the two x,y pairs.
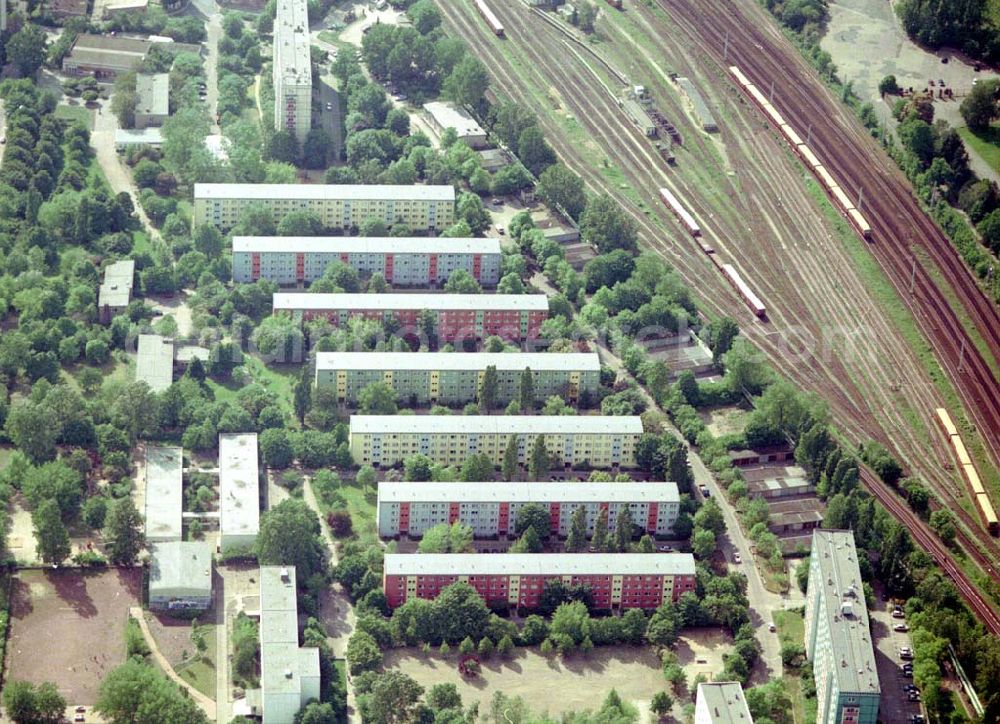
193,183 -> 455,231
376,481 -> 681,538
315,352 -> 601,406
383,553 -> 697,610
274,293 -> 549,342
805,530 -> 880,724
232,236 -> 503,287
273,0 -> 311,144
219,433 -> 260,553
349,415 -> 645,468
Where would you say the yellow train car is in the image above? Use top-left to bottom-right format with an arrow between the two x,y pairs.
952,436 -> 973,466
935,408 -> 958,437
964,463 -> 986,496
976,492 -> 999,536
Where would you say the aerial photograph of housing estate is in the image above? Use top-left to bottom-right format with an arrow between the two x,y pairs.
0,0 -> 999,722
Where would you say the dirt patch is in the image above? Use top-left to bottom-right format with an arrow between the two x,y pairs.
5,568 -> 142,706
385,646 -> 667,716
674,626 -> 733,680
147,293 -> 194,339
7,503 -> 38,565
698,406 -> 748,437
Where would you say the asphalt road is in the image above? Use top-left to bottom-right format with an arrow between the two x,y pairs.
870,589 -> 924,724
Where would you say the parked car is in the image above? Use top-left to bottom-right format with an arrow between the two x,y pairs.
893,623 -> 909,632
768,623 -> 776,632
908,692 -> 921,702
901,668 -> 913,677
656,545 -> 673,552
899,647 -> 914,660
699,484 -> 711,497
911,715 -> 925,724
492,198 -> 502,205
733,552 -> 742,564
892,609 -> 906,619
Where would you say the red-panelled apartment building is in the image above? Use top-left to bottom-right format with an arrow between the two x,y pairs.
383,553 -> 697,611
376,482 -> 681,539
272,293 -> 549,342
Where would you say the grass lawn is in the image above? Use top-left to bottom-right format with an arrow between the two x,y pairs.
174,623 -> 219,700
0,445 -> 14,472
772,609 -> 815,724
958,125 -> 1000,174
756,554 -> 790,594
205,356 -> 300,415
338,483 -> 378,548
54,104 -> 92,129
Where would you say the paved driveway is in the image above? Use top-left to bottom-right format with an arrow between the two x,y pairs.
870,588 -> 924,724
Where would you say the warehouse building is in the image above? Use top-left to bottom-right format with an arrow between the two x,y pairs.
219,433 -> 260,553
232,236 -> 502,287
193,184 -> 455,232
136,334 -> 174,393
767,498 -> 825,535
745,465 -> 814,500
423,101 -> 489,149
273,0 -> 311,144
148,541 -> 213,612
98,259 -> 134,324
134,73 -> 169,129
677,77 -> 718,132
274,293 -> 549,343
694,682 -> 754,724
349,415 -> 644,469
728,444 -> 793,467
805,530 -> 880,724
315,351 -> 601,406
377,481 -> 681,539
144,446 -> 183,543
383,553 -> 696,610
258,566 -> 320,724
62,34 -> 150,78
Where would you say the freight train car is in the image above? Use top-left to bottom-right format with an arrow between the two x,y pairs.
977,493 -> 999,535
728,66 -> 752,89
935,408 -> 959,437
658,187 -> 701,237
847,208 -> 873,239
475,0 -> 504,36
721,263 -> 766,318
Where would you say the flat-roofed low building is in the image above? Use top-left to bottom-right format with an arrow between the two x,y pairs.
219,433 -> 260,553
377,481 -> 680,538
477,148 -> 511,173
350,415 -> 644,469
423,101 -> 489,149
149,541 -> 212,612
729,445 -> 793,468
98,259 -> 134,323
136,334 -> 174,392
193,183 -> 455,232
383,553 -> 696,610
114,128 -> 164,150
259,566 -> 320,724
805,530 -> 880,724
144,446 -> 183,542
315,351 -> 601,406
62,34 -> 151,78
46,0 -> 90,19
767,498 -> 825,535
102,0 -> 149,19
232,236 -> 502,287
695,682 -> 754,724
745,465 -> 814,500
274,293 -> 549,343
134,73 -> 169,129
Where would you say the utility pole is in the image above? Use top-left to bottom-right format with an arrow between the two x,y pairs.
857,186 -> 864,210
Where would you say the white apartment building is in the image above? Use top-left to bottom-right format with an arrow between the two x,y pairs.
695,682 -> 754,724
273,0 -> 311,144
376,481 -> 681,538
193,183 -> 455,232
219,433 -> 260,552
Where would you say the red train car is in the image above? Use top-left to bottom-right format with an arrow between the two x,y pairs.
658,187 -> 701,237
721,263 -> 766,319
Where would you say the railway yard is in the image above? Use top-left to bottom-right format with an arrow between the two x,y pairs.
437,0 -> 1000,613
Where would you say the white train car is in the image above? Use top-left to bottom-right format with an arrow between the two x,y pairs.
721,263 -> 766,319
475,0 -> 504,37
658,187 -> 701,237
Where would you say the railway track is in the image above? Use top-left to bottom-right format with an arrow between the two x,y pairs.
437,0 -> 1000,576
655,0 -> 1000,472
862,467 -> 1000,635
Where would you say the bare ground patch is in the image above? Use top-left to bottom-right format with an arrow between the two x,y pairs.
5,568 -> 142,706
698,406 -> 749,437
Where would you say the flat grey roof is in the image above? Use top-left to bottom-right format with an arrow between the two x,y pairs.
149,541 -> 212,594
378,481 -> 679,504
385,553 -> 696,577
233,236 -> 502,255
115,128 -> 164,146
136,73 -> 169,117
136,334 -> 173,392
316,351 -> 600,373
194,183 -> 455,202
697,682 -> 753,723
810,530 -> 880,696
99,259 -> 134,308
351,415 -> 644,435
259,566 -> 319,696
145,446 -> 183,540
423,101 -> 486,138
219,433 -> 259,540
273,293 -> 549,312
274,0 -> 311,82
